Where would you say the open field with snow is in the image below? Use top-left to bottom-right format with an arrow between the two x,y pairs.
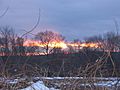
0,77 -> 120,90
0,51 -> 120,90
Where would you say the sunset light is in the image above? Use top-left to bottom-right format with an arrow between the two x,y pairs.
23,39 -> 99,49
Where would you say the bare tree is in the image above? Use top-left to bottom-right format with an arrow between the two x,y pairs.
84,35 -> 104,51
9,29 -> 18,56
0,26 -> 22,56
103,31 -> 120,52
0,26 -> 12,56
85,35 -> 103,43
85,32 -> 120,52
35,30 -> 64,55
16,37 -> 25,56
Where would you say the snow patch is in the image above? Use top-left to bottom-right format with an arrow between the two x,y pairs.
20,81 -> 49,90
20,81 -> 58,90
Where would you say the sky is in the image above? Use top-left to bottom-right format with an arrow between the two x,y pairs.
0,0 -> 120,40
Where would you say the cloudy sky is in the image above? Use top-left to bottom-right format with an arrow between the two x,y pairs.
0,0 -> 120,40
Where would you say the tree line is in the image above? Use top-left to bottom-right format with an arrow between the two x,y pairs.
0,26 -> 65,56
0,26 -> 120,56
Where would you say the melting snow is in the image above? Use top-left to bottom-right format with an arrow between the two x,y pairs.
20,81 -> 59,90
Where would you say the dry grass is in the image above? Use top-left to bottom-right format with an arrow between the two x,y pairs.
0,51 -> 119,90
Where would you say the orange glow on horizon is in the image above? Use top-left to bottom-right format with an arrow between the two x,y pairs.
23,39 -> 99,49
23,39 -> 67,49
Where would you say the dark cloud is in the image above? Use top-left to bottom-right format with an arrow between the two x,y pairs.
0,0 -> 120,40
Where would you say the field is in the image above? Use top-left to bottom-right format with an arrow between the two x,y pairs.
0,51 -> 120,89
0,76 -> 120,90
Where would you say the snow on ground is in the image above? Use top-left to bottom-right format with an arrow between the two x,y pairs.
5,79 -> 19,84
20,81 -> 59,90
0,77 -> 120,90
36,77 -> 83,80
81,80 -> 120,87
94,80 -> 120,87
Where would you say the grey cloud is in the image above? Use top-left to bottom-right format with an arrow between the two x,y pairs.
0,0 -> 120,40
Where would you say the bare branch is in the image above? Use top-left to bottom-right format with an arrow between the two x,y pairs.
21,9 -> 41,38
113,18 -> 119,35
22,29 -> 36,36
0,7 -> 9,18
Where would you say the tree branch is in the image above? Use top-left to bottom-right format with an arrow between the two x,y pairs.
0,7 -> 9,18
21,9 -> 41,38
